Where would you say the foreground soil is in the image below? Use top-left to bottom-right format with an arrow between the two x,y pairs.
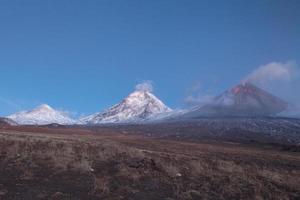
0,127 -> 299,200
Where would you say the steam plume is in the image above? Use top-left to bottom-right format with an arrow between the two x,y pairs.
244,61 -> 296,85
135,80 -> 154,92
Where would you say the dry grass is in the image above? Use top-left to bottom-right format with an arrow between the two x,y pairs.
0,129 -> 299,200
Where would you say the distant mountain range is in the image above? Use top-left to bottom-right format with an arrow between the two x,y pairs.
5,83 -> 296,125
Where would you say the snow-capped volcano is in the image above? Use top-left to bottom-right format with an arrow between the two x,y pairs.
182,82 -> 288,118
81,90 -> 172,124
7,104 -> 75,125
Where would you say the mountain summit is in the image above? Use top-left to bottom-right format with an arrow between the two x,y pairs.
183,82 -> 288,118
81,90 -> 172,124
7,104 -> 75,125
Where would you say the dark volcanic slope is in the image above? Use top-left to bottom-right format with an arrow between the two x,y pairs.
111,117 -> 300,145
183,83 -> 288,118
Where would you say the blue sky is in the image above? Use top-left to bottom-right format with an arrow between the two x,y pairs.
0,0 -> 299,117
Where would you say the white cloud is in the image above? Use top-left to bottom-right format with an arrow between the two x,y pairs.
184,94 -> 214,107
242,60 -> 300,107
135,80 -> 154,92
244,61 -> 296,85
184,81 -> 215,107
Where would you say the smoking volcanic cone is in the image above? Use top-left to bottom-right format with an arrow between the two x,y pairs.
184,82 -> 288,118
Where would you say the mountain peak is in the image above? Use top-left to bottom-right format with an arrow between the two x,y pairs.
126,90 -> 151,100
34,104 -> 53,111
81,90 -> 172,124
231,82 -> 258,95
216,83 -> 288,116
182,83 -> 288,118
123,90 -> 167,107
7,104 -> 75,125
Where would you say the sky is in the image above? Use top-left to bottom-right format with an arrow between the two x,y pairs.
0,0 -> 300,117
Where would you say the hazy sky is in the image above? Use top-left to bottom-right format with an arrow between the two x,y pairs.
0,0 -> 299,116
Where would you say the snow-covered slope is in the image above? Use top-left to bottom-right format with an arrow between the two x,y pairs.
7,104 -> 75,125
81,90 -> 172,124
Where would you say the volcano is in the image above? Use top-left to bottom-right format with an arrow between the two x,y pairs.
7,104 -> 75,125
80,90 -> 172,124
183,82 -> 288,118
